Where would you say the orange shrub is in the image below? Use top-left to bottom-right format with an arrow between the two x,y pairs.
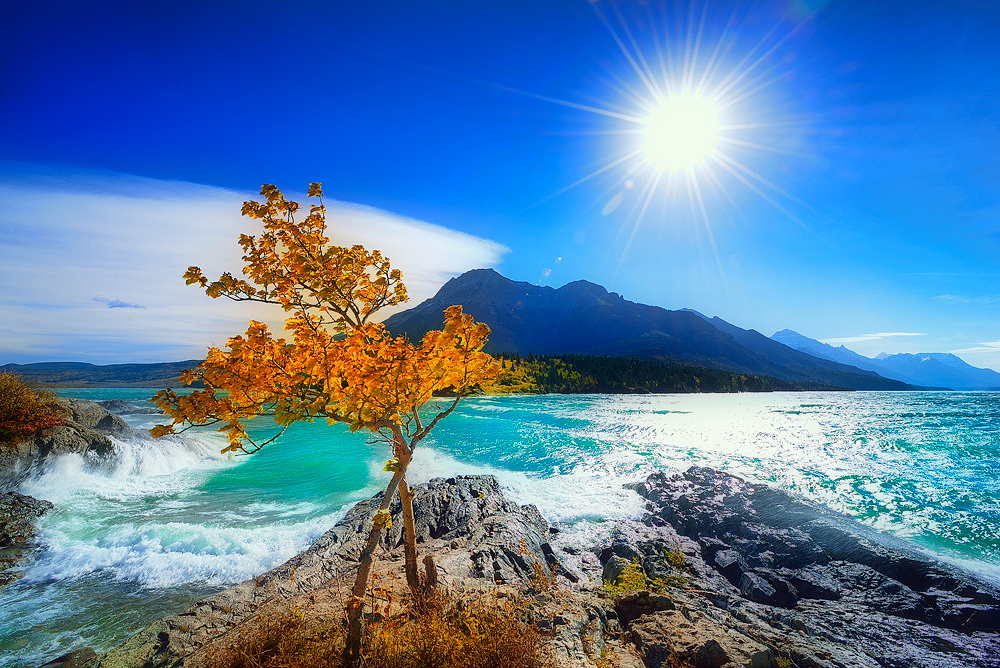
206,593 -> 550,668
0,372 -> 67,444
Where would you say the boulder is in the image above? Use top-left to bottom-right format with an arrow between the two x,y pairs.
0,490 -> 53,584
0,398 -> 136,485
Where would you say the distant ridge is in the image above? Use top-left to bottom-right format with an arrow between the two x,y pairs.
772,330 -> 1000,391
1,360 -> 201,388
383,269 -> 914,391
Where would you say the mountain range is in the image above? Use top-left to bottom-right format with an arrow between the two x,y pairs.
0,361 -> 199,387
10,269 -> 996,391
383,269 -> 915,391
772,329 -> 1000,390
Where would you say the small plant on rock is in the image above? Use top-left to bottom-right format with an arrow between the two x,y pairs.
664,545 -> 687,570
604,559 -> 666,595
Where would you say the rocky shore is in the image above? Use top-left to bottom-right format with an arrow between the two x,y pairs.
58,470 -> 1000,668
4,402 -> 999,667
0,398 -> 143,587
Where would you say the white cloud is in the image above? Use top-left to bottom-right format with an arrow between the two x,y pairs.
820,332 -> 927,345
949,341 -> 1000,374
0,164 -> 507,363
950,341 -> 1000,355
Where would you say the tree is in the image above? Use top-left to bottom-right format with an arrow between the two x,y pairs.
150,183 -> 500,664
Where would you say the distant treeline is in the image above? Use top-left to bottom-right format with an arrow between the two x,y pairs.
6,355 -> 838,394
480,353 -> 839,394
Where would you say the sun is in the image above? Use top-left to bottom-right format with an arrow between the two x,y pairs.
640,92 -> 722,174
514,1 -> 803,234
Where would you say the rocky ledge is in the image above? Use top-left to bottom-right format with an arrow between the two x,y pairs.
77,468 -> 1000,668
0,398 -> 138,484
614,468 -> 1000,668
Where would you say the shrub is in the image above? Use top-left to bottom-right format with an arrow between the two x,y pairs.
603,558 -> 688,594
206,592 -> 551,668
604,560 -> 658,595
0,372 -> 67,444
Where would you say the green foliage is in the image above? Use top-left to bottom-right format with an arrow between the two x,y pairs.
484,353 -> 823,395
0,372 -> 67,444
664,545 -> 687,570
603,560 -> 668,595
604,548 -> 690,595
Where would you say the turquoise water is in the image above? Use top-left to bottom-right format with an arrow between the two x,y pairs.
1,390 -> 998,667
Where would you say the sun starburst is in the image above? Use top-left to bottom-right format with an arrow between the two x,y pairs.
520,1 -> 811,265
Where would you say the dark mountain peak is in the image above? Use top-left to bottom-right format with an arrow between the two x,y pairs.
557,279 -> 605,293
681,308 -> 710,319
555,279 -> 620,306
382,268 -> 915,390
434,268 -> 535,303
448,267 -> 503,282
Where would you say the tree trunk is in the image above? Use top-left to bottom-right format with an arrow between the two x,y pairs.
399,476 -> 422,600
343,458 -> 409,666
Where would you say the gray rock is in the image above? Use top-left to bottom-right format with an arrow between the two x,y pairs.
1,398 -> 137,486
603,554 -> 633,586
1,399 -> 140,588
40,648 -> 98,667
87,475 -> 577,668
626,467 -> 1000,667
58,468 -> 1000,668
0,491 -> 53,581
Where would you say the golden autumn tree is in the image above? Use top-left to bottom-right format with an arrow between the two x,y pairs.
150,183 -> 500,664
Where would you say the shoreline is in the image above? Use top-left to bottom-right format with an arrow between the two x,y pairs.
71,470 -> 1000,668
5,400 -> 989,665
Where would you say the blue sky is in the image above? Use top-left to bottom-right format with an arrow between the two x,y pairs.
2,0 -> 999,370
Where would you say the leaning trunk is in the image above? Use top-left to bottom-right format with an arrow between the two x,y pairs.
399,476 -> 422,599
344,458 -> 410,666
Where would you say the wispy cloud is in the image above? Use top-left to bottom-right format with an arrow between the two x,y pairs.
820,332 -> 927,345
935,294 -> 1000,305
951,341 -> 1000,355
0,164 -> 508,363
94,297 -> 145,309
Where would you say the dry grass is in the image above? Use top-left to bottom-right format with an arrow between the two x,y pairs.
206,591 -> 551,668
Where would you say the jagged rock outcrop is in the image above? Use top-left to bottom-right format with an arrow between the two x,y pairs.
0,491 -> 54,585
0,398 -> 136,485
602,467 -> 1000,668
1,398 -> 141,587
88,475 -> 632,668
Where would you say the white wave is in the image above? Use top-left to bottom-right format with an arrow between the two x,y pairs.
407,446 -> 646,524
24,512 -> 341,588
19,432 -> 232,504
924,549 -> 1000,587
